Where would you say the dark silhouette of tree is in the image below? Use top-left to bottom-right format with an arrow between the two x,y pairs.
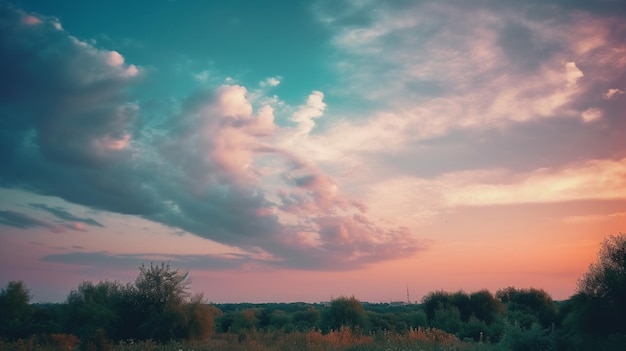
62,262 -> 215,343
422,290 -> 452,322
65,280 -> 123,341
495,287 -> 557,329
468,290 -> 504,325
559,233 -> 626,349
578,233 -> 626,305
131,262 -> 192,341
135,262 -> 190,310
0,280 -> 32,339
322,296 -> 369,332
292,306 -> 320,331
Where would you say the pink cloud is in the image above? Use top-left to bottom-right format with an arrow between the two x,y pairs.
291,91 -> 326,135
22,15 -> 41,25
106,51 -> 125,66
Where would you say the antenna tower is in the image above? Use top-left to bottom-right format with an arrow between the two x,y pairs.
406,284 -> 410,304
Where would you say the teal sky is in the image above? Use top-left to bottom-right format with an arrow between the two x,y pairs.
19,0 -> 335,105
1,0 -> 625,303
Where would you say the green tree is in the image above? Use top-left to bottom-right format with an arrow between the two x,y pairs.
496,287 -> 558,329
135,262 -> 190,310
431,304 -> 462,334
422,290 -> 453,322
292,306 -> 320,331
132,262 -> 192,341
498,321 -> 556,351
322,296 -> 369,332
0,280 -> 32,339
468,289 -> 503,324
65,280 -> 122,341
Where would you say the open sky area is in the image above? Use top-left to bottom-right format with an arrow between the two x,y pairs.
0,0 -> 625,303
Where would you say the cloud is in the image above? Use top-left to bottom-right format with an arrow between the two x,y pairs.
0,6 -> 140,169
363,158 -> 626,217
260,76 -> 281,88
40,251 -> 261,271
28,203 -> 104,227
604,88 -> 625,99
442,158 -> 626,206
581,108 -> 602,123
562,212 -> 626,224
291,91 -> 326,135
147,85 -> 422,269
194,70 -> 210,82
315,0 -> 626,149
275,0 -> 626,216
0,210 -> 63,233
0,3 -> 422,271
0,4 -> 161,215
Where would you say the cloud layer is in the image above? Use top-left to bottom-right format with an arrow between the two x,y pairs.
0,3 -> 423,270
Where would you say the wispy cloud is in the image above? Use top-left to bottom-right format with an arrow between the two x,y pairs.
28,203 -> 104,227
363,158 -> 626,218
314,0 -> 626,148
562,212 -> 626,224
40,251 -> 254,270
260,76 -> 281,88
0,210 -> 63,233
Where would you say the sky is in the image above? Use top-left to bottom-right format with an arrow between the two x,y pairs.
0,0 -> 625,304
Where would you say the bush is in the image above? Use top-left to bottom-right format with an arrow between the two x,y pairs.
497,321 -> 555,351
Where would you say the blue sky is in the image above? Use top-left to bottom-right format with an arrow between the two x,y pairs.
1,0 -> 625,303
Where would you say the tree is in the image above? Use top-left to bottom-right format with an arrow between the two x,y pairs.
422,290 -> 454,322
322,296 -> 369,332
0,280 -> 32,339
135,262 -> 190,309
65,280 -> 124,341
184,294 -> 220,340
133,262 -> 192,341
495,287 -> 557,329
468,290 -> 504,325
578,233 -> 626,302
569,233 -> 626,337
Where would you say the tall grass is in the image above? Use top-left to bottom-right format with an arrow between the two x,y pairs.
0,327 -> 500,351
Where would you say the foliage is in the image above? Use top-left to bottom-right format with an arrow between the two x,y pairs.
65,280 -> 123,341
497,321 -> 555,351
432,303 -> 462,333
61,262 -> 218,344
558,233 -> 626,348
576,233 -> 626,334
469,290 -> 504,324
135,262 -> 190,309
495,287 -> 558,329
321,296 -> 369,332
0,280 -> 33,339
185,294 -> 220,340
578,233 -> 626,299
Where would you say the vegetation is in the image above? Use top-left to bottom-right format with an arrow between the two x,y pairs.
1,232 -> 624,350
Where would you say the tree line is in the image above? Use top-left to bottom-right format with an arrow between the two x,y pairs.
1,233 -> 625,350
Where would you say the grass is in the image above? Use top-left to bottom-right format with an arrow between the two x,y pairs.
0,327 -> 502,351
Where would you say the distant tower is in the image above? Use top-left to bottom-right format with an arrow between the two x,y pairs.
406,285 -> 410,304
